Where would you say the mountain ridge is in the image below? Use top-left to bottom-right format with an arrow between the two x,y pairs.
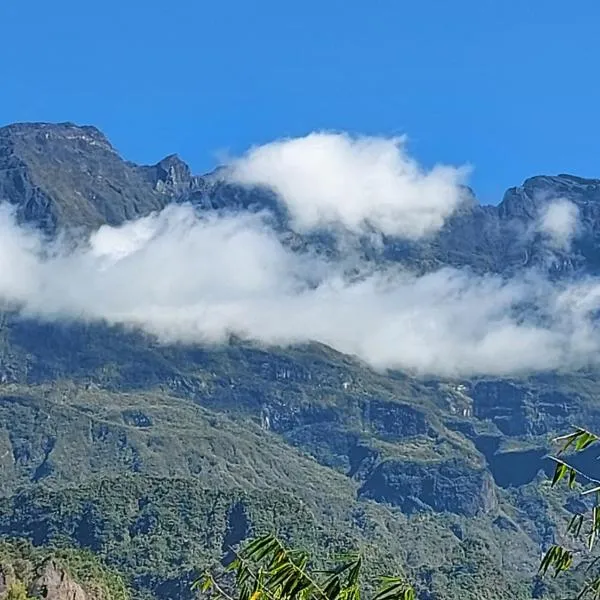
2,120 -> 595,229
5,120 -> 600,282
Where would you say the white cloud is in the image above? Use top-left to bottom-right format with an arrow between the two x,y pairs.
225,133 -> 470,239
1,202 -> 600,377
539,198 -> 580,249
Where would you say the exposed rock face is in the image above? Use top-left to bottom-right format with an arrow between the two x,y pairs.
470,381 -> 577,436
383,173 -> 600,276
284,423 -> 381,476
0,559 -> 102,600
268,397 -> 432,478
5,121 -> 600,280
266,396 -> 430,438
29,560 -> 91,600
361,399 -> 432,440
359,458 -> 497,516
138,154 -> 203,196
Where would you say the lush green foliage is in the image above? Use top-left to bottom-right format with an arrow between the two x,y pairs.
0,361 -> 593,599
0,471 -> 544,600
538,428 -> 600,598
5,582 -> 32,600
198,534 -> 414,600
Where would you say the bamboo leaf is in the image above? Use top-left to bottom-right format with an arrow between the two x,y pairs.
552,463 -> 568,487
568,513 -> 585,537
373,577 -> 415,600
576,431 -> 598,452
569,467 -> 578,489
555,430 -> 585,456
539,545 -> 574,577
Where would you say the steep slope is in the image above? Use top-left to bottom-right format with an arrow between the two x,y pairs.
0,364 -> 553,600
0,475 -> 541,600
383,174 -> 600,276
0,360 -> 583,599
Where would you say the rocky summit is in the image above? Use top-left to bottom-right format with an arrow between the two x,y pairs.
1,121 -> 600,600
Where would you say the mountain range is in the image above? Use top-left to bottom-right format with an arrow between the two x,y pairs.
0,121 -> 599,600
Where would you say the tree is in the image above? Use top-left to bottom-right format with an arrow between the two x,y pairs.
196,534 -> 415,600
540,427 -> 600,598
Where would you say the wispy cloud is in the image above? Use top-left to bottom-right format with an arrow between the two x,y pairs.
538,198 -> 580,250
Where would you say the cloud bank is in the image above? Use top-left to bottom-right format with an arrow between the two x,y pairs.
0,132 -> 596,378
0,201 -> 597,378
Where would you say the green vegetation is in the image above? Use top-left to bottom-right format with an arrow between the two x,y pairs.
5,582 -> 31,600
0,474 -> 537,600
0,341 -> 595,599
199,534 -> 414,600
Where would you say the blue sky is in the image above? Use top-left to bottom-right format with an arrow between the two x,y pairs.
2,0 -> 599,203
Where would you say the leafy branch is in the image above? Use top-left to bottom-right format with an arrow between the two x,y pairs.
195,534 -> 415,600
539,427 -> 600,598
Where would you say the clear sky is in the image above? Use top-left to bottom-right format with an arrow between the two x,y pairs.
2,0 -> 599,203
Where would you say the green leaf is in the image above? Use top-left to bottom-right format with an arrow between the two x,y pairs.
568,513 -> 585,537
539,545 -> 574,577
575,431 -> 598,452
552,463 -> 568,487
191,573 -> 214,592
555,430 -> 585,456
589,506 -> 600,551
373,577 -> 415,600
569,467 -> 578,489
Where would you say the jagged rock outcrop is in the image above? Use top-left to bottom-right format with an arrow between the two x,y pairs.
29,560 -> 91,600
470,381 -> 579,436
0,557 -> 108,600
5,121 -> 600,279
138,154 -> 204,196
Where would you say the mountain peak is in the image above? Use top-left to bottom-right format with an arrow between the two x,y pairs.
157,153 -> 187,168
522,174 -> 600,194
139,153 -> 201,195
0,121 -> 115,153
0,121 -> 172,231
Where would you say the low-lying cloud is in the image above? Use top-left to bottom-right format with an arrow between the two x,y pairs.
0,200 -> 599,378
225,133 -> 470,239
